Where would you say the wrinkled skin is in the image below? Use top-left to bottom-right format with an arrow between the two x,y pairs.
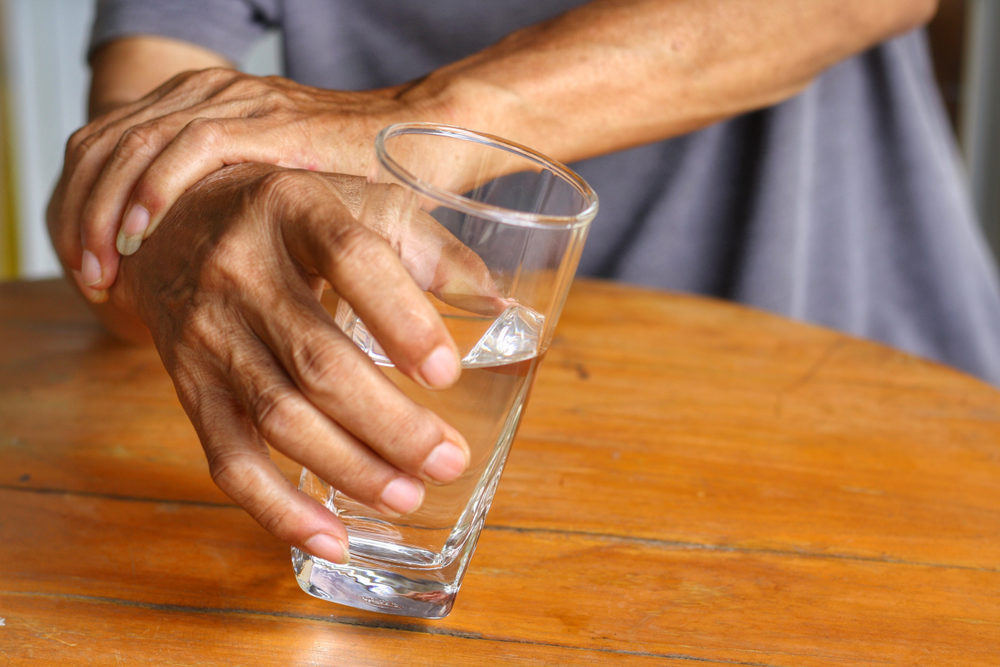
47,68 -> 423,300
106,163 -> 490,563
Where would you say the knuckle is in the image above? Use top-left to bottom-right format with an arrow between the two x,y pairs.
208,241 -> 255,286
255,88 -> 290,113
255,168 -> 304,203
327,223 -> 384,272
155,296 -> 233,368
289,334 -> 357,395
219,72 -> 261,98
208,447 -> 296,538
181,205 -> 264,284
183,117 -> 227,152
252,383 -> 305,444
115,124 -> 160,161
64,125 -> 90,160
253,168 -> 327,220
183,305 -> 225,348
179,66 -> 237,92
204,241 -> 249,286
203,66 -> 239,82
207,447 -> 258,503
362,183 -> 416,242
65,124 -> 104,164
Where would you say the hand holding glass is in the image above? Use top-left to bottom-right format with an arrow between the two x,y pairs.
292,123 -> 598,618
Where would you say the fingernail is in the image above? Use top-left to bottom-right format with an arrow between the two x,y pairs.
72,270 -> 109,304
422,441 -> 468,483
117,204 -> 150,256
303,533 -> 350,564
117,232 -> 141,256
419,345 -> 460,388
81,250 -> 102,287
86,287 -> 109,304
380,477 -> 424,515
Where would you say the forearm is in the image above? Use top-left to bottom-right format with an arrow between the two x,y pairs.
52,0 -> 935,340
404,0 -> 938,163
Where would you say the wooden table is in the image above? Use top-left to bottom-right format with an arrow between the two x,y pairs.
2,278 -> 999,665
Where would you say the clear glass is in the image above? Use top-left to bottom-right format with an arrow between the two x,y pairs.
291,123 -> 598,618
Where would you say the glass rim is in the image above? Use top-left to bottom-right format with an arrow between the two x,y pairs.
374,122 -> 599,229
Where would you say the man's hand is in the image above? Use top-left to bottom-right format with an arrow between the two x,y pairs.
48,67 -> 417,300
108,163 -> 478,563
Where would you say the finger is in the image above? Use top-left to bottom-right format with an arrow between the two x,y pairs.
274,172 -> 464,390
68,70 -> 253,288
394,207 -> 510,317
46,175 -> 83,272
221,312 -> 458,512
70,269 -> 109,304
242,274 -> 471,488
172,315 -> 433,541
320,174 -> 508,316
48,170 -> 109,303
77,109 -> 269,289
77,111 -> 198,275
60,118 -> 165,290
74,246 -> 121,295
83,65 -> 235,134
55,122 -> 125,283
114,116 -> 321,257
173,364 -> 351,564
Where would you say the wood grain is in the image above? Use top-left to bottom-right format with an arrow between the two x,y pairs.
2,278 -> 999,665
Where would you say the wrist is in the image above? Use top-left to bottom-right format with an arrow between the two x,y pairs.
393,68 -> 541,153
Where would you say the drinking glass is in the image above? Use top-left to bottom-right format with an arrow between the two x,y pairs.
292,122 -> 598,618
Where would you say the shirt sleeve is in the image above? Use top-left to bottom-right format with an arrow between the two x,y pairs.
89,0 -> 279,65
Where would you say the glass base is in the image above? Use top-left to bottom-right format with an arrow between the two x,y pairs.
292,547 -> 458,619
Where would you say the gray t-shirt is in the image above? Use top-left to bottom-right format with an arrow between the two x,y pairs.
91,0 -> 1000,384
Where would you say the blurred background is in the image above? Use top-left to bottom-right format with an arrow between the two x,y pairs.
0,0 -> 997,280
0,0 -> 280,280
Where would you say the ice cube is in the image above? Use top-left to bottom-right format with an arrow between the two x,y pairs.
461,305 -> 543,367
